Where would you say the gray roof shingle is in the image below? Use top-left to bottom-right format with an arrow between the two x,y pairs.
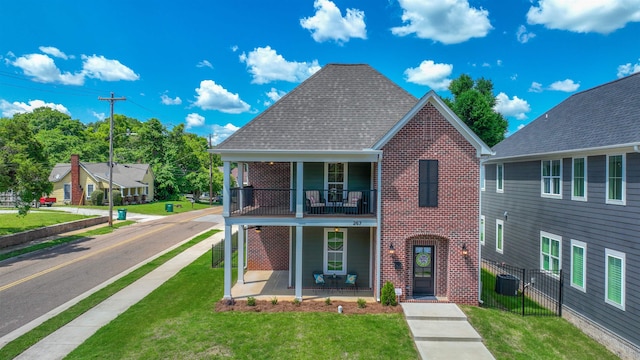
49,162 -> 151,188
491,72 -> 640,160
216,64 -> 418,151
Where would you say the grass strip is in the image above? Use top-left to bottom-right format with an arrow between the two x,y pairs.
0,229 -> 220,360
0,221 -> 135,262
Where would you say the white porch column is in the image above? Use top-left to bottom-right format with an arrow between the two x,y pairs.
237,225 -> 245,284
238,162 -> 244,209
375,154 -> 383,302
295,225 -> 303,301
222,161 -> 230,217
295,161 -> 304,218
223,223 -> 233,300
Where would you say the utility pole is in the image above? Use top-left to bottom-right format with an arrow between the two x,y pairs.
99,92 -> 126,226
209,134 -> 213,206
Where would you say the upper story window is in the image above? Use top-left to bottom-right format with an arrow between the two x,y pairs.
419,160 -> 438,207
541,160 -> 562,198
571,157 -> 587,201
606,154 -> 625,205
605,248 -> 625,310
540,231 -> 561,277
326,163 -> 347,203
496,164 -> 504,193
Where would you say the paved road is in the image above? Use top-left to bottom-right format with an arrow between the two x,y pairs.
0,206 -> 222,338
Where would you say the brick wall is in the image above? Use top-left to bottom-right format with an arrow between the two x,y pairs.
246,226 -> 290,270
247,162 -> 291,207
70,154 -> 83,205
381,103 -> 480,305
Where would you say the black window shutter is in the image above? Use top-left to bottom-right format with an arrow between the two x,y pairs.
419,160 -> 438,207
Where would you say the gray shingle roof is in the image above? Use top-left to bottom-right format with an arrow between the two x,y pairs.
491,72 -> 640,160
216,64 -> 418,151
49,162 -> 151,188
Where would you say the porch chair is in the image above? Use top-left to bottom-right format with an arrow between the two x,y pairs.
305,190 -> 325,214
345,272 -> 358,295
342,191 -> 362,214
313,272 -> 326,293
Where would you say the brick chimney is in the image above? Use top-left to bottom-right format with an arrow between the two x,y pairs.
70,154 -> 83,205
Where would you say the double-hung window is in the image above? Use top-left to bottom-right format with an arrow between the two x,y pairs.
495,219 -> 504,254
571,157 -> 587,201
63,183 -> 71,201
496,164 -> 504,193
87,184 -> 94,199
324,228 -> 347,275
570,240 -> 586,292
542,160 -> 562,197
606,154 -> 625,205
605,249 -> 625,310
326,163 -> 347,203
540,232 -> 561,276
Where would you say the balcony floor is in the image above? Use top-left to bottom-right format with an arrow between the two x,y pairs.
231,270 -> 374,302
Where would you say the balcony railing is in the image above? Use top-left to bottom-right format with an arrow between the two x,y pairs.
228,187 -> 377,217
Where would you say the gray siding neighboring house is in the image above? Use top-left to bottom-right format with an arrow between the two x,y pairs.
481,72 -> 640,359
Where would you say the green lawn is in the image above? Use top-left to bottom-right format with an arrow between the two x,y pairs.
0,211 -> 94,236
80,199 -> 216,215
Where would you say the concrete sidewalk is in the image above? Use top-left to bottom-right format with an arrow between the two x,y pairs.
4,225 -> 224,360
402,303 -> 495,360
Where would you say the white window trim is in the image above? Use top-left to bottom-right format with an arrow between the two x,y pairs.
63,183 -> 71,201
571,157 -> 587,201
605,248 -> 625,310
480,165 -> 485,191
496,164 -> 504,193
86,184 -> 94,199
570,239 -> 586,292
540,231 -> 562,277
323,228 -> 348,275
495,219 -> 504,254
606,154 -> 626,205
541,159 -> 562,199
480,215 -> 485,246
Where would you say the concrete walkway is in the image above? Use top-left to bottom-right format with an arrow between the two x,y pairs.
402,303 -> 495,360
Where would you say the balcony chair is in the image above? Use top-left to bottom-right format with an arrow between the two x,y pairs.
305,190 -> 325,214
343,191 -> 362,214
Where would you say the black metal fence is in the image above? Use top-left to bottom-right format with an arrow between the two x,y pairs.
481,259 -> 563,316
211,232 -> 238,268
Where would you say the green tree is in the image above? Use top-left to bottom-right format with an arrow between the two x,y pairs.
445,74 -> 508,147
0,117 -> 53,214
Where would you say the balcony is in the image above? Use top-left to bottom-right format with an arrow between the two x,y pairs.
229,188 -> 377,217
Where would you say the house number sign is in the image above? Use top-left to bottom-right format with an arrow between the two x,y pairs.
415,253 -> 431,267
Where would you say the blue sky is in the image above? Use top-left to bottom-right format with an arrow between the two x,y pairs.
1,0 -> 639,143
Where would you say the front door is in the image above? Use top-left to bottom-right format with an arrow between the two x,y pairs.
413,246 -> 434,295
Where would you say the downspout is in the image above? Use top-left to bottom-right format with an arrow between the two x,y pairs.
478,159 -> 485,305
375,153 -> 383,302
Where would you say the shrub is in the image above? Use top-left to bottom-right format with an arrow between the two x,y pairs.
247,296 -> 256,306
292,298 -> 301,306
357,298 -> 367,308
325,297 -> 332,305
90,190 -> 104,206
112,190 -> 123,206
381,281 -> 397,306
271,296 -> 278,305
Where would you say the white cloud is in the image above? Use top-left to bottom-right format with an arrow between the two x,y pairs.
527,0 -> 640,34
185,113 -> 205,128
529,82 -> 543,92
549,79 -> 580,92
403,60 -> 453,90
391,0 -> 493,44
516,25 -> 536,43
211,123 -> 240,145
196,60 -> 213,69
264,88 -> 286,106
231,45 -> 239,52
82,55 -> 139,81
161,93 -> 182,105
38,46 -> 72,59
300,0 -> 367,43
494,92 -> 531,120
617,59 -> 640,77
92,111 -> 106,120
0,99 -> 70,117
12,53 -> 84,85
239,46 -> 321,84
517,124 -> 526,131
193,80 -> 250,114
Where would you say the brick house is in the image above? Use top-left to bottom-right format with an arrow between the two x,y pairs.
213,64 -> 491,303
